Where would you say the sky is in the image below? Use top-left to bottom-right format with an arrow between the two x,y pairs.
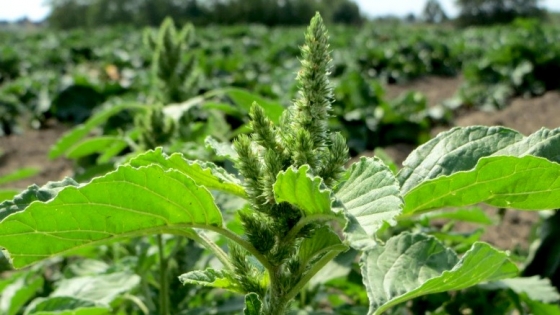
1,0 -> 560,22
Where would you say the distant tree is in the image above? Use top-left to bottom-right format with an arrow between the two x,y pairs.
46,0 -> 92,29
422,0 -> 448,23
456,0 -> 545,26
46,0 -> 364,29
330,0 -> 363,25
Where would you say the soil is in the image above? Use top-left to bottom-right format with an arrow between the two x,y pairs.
1,75 -> 559,251
0,121 -> 73,190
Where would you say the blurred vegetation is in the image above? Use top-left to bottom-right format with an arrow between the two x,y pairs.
455,0 -> 545,26
45,0 -> 363,29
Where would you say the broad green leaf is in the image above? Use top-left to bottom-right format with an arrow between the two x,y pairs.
179,268 -> 241,292
481,276 -> 560,303
298,227 -> 347,268
49,103 -> 145,159
0,275 -> 44,315
361,233 -> 518,315
24,297 -> 109,315
274,165 -> 334,217
421,207 -> 494,225
50,272 -> 140,305
399,126 -> 560,194
66,137 -> 128,159
243,293 -> 263,315
0,165 -> 223,268
493,127 -> 560,162
0,178 -> 79,221
225,88 -> 285,124
128,148 -> 246,198
398,126 -> 520,194
0,167 -> 40,185
404,156 -> 560,214
335,157 -> 402,250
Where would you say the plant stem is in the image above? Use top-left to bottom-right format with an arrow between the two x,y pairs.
281,249 -> 344,308
204,225 -> 274,271
191,230 -> 235,271
156,235 -> 170,315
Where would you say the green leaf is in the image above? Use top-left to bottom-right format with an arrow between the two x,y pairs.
179,268 -> 241,292
96,138 -> 130,164
24,297 -> 109,315
404,156 -> 560,214
421,207 -> 494,225
0,275 -> 44,315
493,128 -> 560,162
49,103 -> 145,159
225,88 -> 285,124
335,157 -> 402,250
274,165 -> 334,217
482,276 -> 560,303
0,190 -> 18,202
0,165 -> 223,268
243,293 -> 263,315
523,296 -> 560,315
205,137 -> 238,160
398,127 -> 560,195
66,137 -> 128,159
361,233 -> 518,315
128,148 -> 246,198
49,272 -> 140,305
398,126 -> 522,194
298,227 -> 347,268
0,167 -> 40,186
0,178 -> 79,221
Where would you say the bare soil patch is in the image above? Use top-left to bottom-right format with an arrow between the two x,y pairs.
0,122 -> 73,190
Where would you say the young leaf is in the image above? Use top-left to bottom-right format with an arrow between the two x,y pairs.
0,275 -> 44,315
273,165 -> 335,217
403,156 -> 560,214
225,88 -> 285,124
24,296 -> 110,315
128,148 -> 246,198
0,165 -> 223,268
49,103 -> 145,159
361,233 -> 518,315
335,157 -> 402,250
243,293 -> 263,315
421,207 -> 494,225
0,167 -> 40,186
65,136 -> 128,159
482,276 -> 560,303
523,297 -> 560,315
179,268 -> 242,292
48,272 -> 140,305
298,227 -> 347,269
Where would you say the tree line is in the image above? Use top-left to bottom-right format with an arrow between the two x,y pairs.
46,0 -> 363,29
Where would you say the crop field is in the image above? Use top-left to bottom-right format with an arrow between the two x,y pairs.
1,14 -> 560,315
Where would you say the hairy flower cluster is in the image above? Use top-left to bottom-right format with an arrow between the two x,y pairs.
144,17 -> 199,103
231,13 -> 349,314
